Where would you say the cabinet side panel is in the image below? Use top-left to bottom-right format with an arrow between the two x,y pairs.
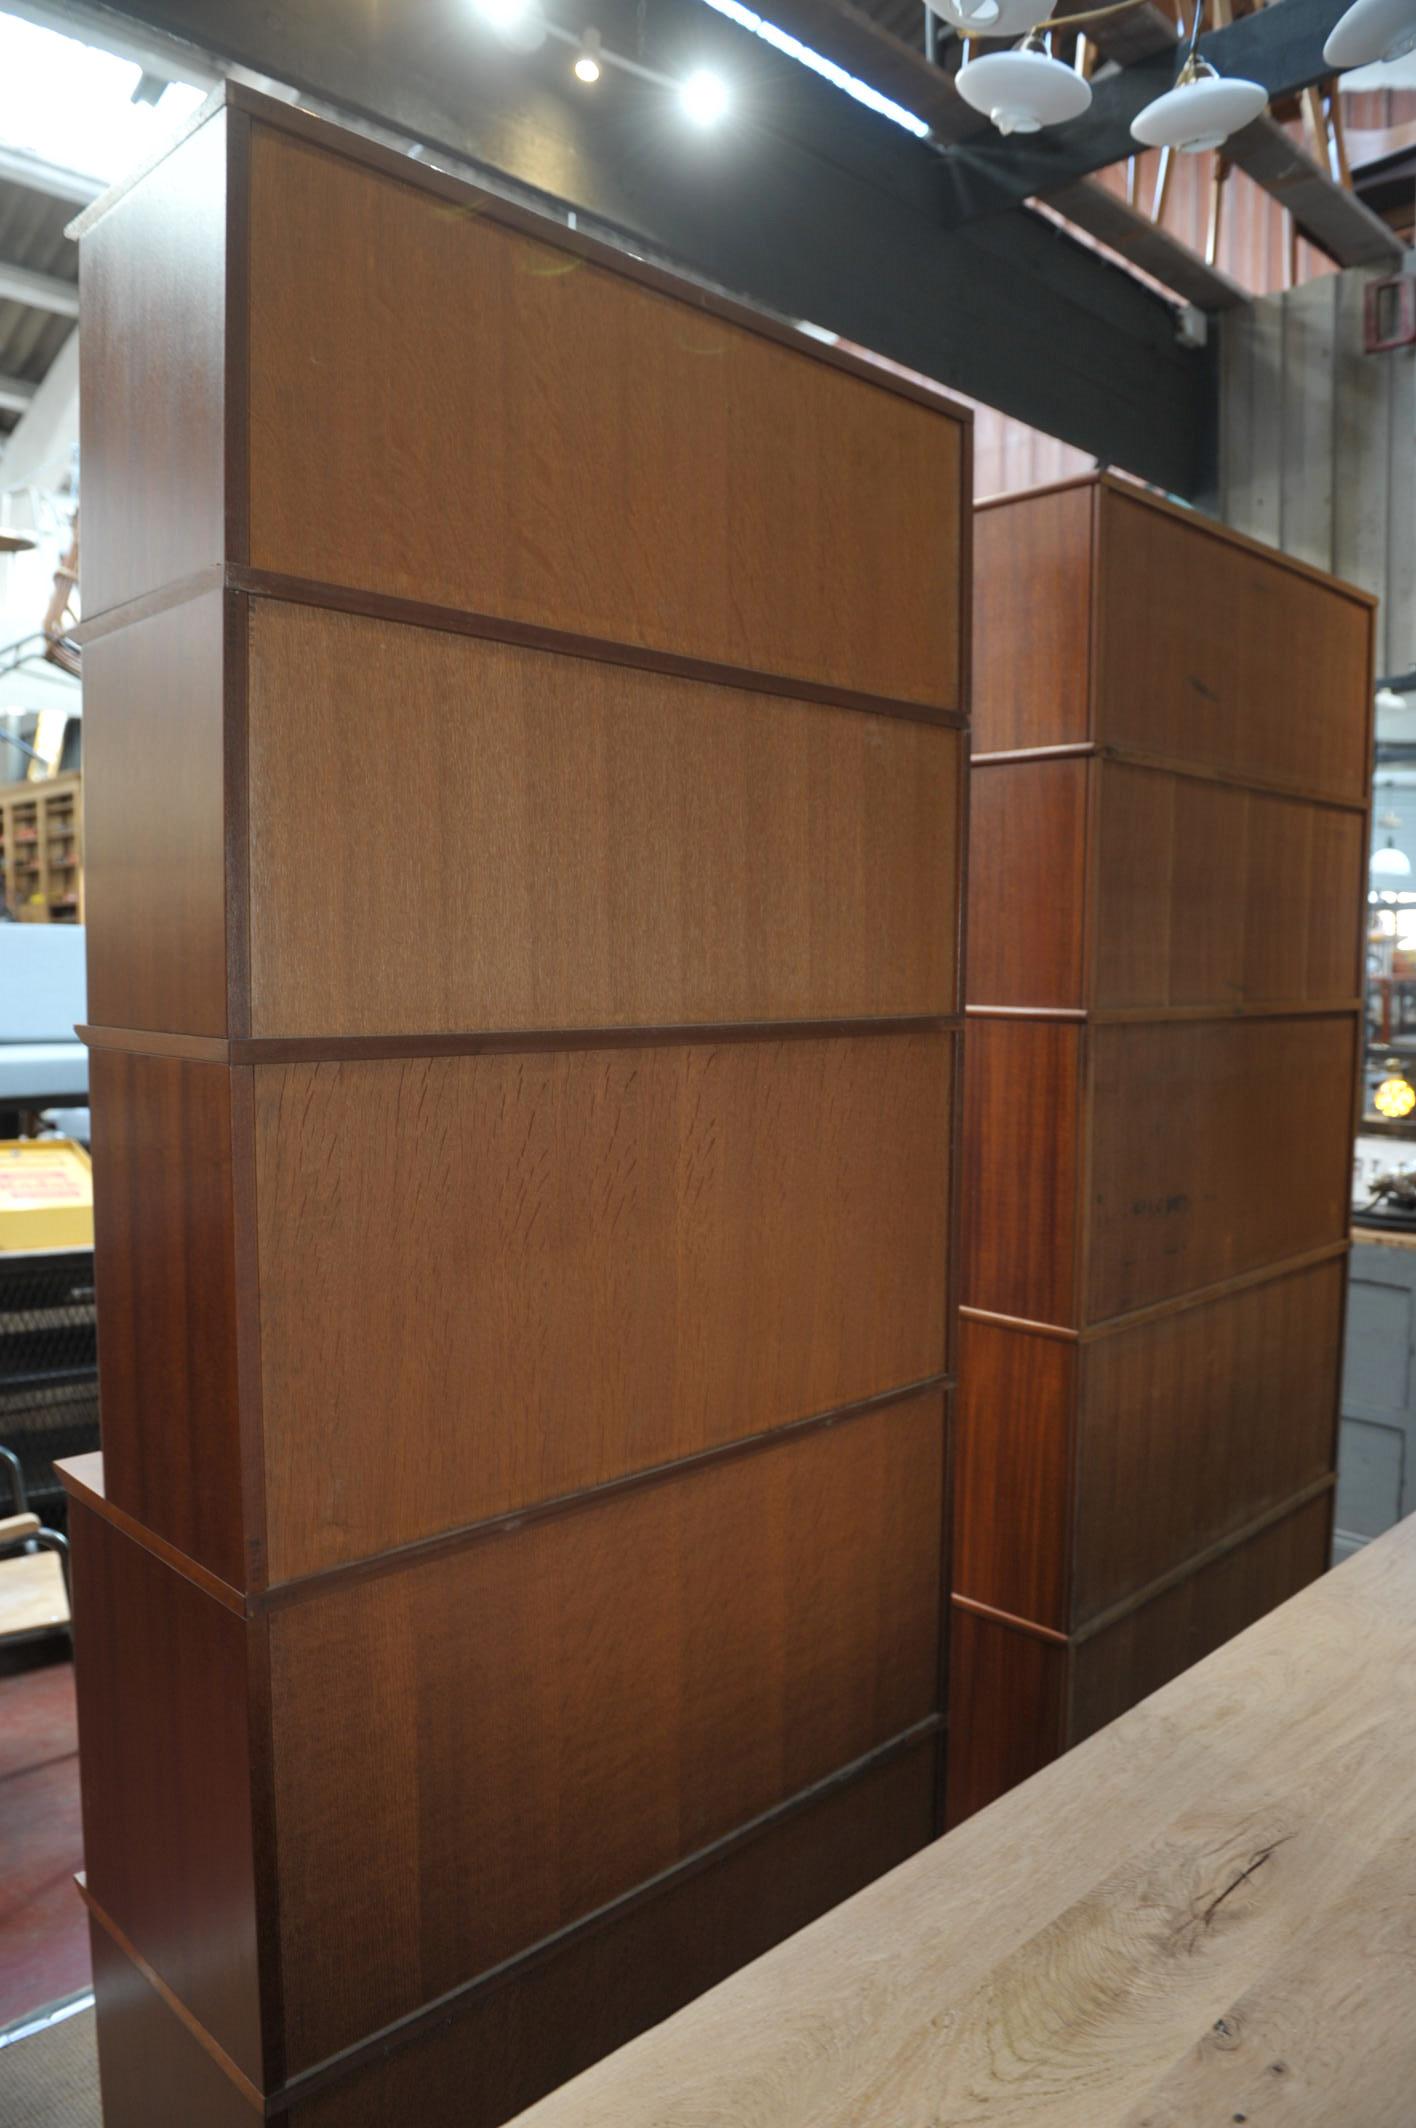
291,1744 -> 936,2128
84,591 -> 230,1037
1068,1494 -> 1332,1743
88,1920 -> 260,2128
1086,1016 -> 1356,1322
246,127 -> 964,710
971,489 -> 1093,754
71,1504 -> 263,2084
945,1607 -> 1067,1827
257,1034 -> 953,1580
960,1017 -> 1080,1326
1092,762 -> 1365,1013
967,759 -> 1087,1011
89,1050 -> 247,1587
953,1316 -> 1074,1633
1074,1260 -> 1345,1623
79,110 -> 229,617
245,602 -> 962,1038
268,1395 -> 944,2070
1095,490 -> 1371,802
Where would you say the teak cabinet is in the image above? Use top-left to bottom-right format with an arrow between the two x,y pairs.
949,475 -> 1372,1824
64,85 -> 970,2127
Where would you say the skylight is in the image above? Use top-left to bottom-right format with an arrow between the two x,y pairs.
0,12 -> 206,185
698,0 -> 934,138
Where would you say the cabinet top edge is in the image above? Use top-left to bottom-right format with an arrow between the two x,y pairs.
974,469 -> 1378,611
69,80 -> 973,434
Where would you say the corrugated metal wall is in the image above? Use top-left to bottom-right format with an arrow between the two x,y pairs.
1220,258 -> 1416,679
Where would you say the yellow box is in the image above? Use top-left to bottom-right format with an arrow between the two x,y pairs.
0,1139 -> 94,1250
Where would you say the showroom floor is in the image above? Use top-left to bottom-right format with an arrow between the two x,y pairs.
0,1642 -> 89,2030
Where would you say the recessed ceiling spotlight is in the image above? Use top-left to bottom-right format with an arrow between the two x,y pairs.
1324,0 -> 1416,68
1130,52 -> 1267,152
472,0 -> 547,48
574,27 -> 602,81
681,68 -> 729,125
955,33 -> 1092,135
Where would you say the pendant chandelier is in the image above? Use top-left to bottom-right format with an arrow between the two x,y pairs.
1323,0 -> 1416,67
945,0 -> 1269,145
956,30 -> 1092,134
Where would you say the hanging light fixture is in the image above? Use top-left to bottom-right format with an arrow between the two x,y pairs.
1375,1061 -> 1416,1120
1372,811 -> 1413,878
925,0 -> 1055,38
956,29 -> 1092,135
1324,0 -> 1416,69
1130,0 -> 1266,152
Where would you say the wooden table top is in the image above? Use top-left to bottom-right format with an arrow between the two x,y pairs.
510,1514 -> 1416,2128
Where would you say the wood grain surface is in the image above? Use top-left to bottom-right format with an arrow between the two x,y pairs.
1092,760 -> 1364,1011
506,1510 -> 1416,2128
78,109 -> 229,618
88,1049 -> 248,1589
971,485 -> 1094,754
1095,487 -> 1373,802
83,590 -> 231,1037
968,758 -> 1088,1011
245,125 -> 963,711
1073,1259 -> 1345,1622
1086,1014 -> 1356,1322
245,599 -> 962,1038
267,1394 -> 944,2068
1068,1492 -> 1332,1742
254,1033 -> 952,1580
88,1919 -> 261,2128
285,1743 -> 937,2127
945,1604 -> 1066,1828
960,1016 -> 1081,1325
953,1316 -> 1074,1633
70,1502 -> 264,2084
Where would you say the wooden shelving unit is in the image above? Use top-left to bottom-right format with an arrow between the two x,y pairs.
950,473 -> 1373,1825
0,772 -> 84,923
65,84 -> 969,2128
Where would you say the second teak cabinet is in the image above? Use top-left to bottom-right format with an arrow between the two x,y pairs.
951,474 -> 1372,1823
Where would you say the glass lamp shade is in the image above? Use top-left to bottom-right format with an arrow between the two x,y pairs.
1130,67 -> 1267,152
925,0 -> 1055,36
956,48 -> 1092,133
1372,839 -> 1414,878
1325,0 -> 1416,68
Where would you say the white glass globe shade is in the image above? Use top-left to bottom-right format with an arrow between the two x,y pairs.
1325,0 -> 1416,68
956,49 -> 1092,134
925,0 -> 1055,36
1131,71 -> 1267,152
1372,841 -> 1413,878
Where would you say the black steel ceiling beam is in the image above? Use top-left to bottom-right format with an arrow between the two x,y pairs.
59,0 -> 1215,492
936,0 -> 1352,224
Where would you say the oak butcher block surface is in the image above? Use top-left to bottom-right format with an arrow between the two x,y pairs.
70,80 -> 968,2128
955,475 -> 1371,1821
504,1512 -> 1416,2128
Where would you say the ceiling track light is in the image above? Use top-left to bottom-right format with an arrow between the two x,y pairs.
956,28 -> 1092,135
680,67 -> 730,125
1324,0 -> 1416,69
574,26 -> 602,81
